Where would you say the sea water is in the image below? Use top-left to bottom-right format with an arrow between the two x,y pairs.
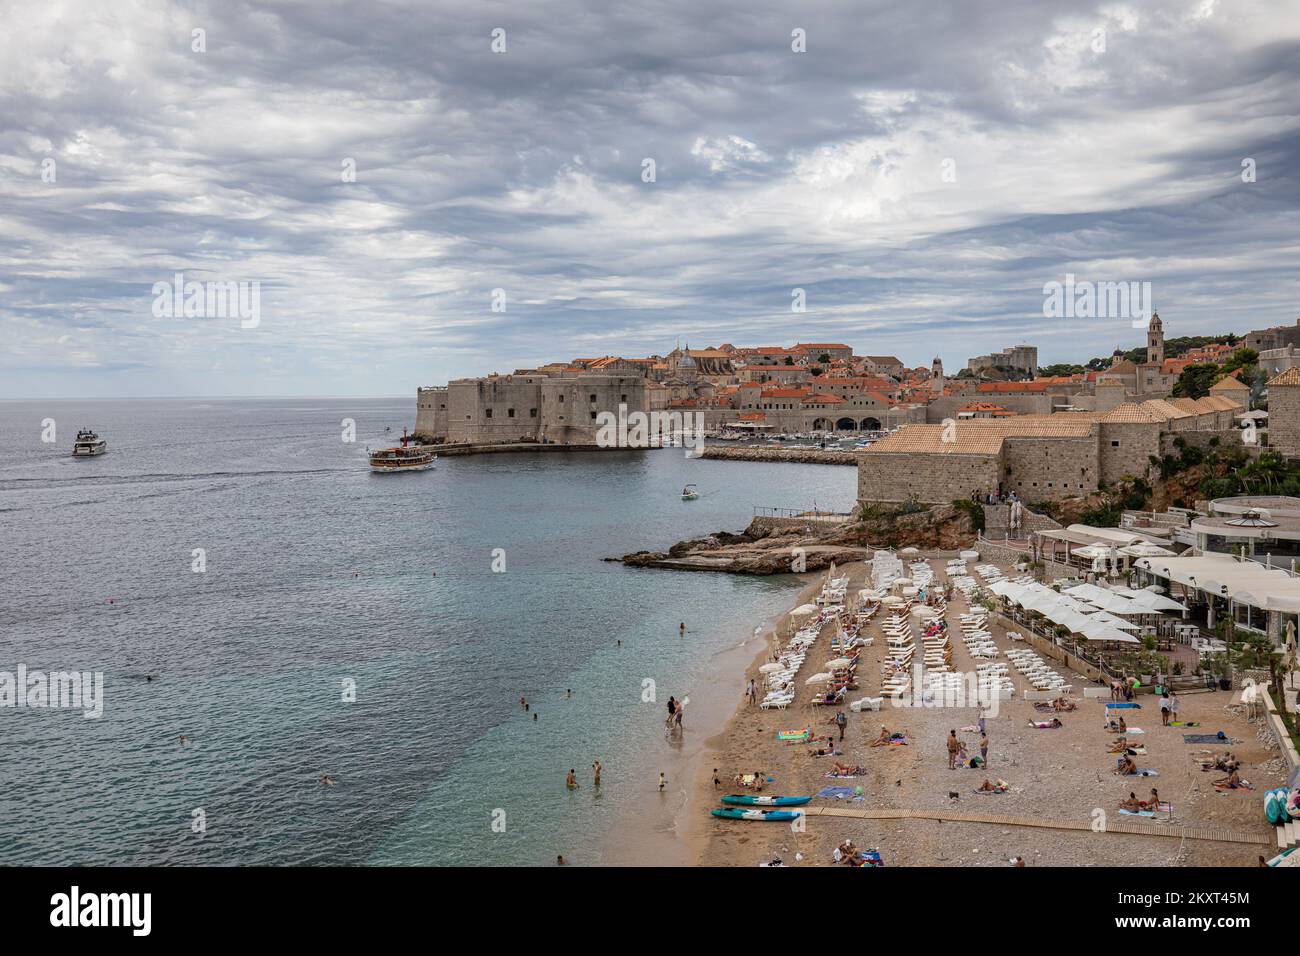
0,398 -> 856,865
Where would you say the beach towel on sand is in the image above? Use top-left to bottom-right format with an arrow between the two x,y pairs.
1184,733 -> 1234,744
1170,720 -> 1201,728
777,728 -> 813,742
1107,703 -> 1141,709
1119,808 -> 1155,817
1028,720 -> 1061,729
816,786 -> 856,799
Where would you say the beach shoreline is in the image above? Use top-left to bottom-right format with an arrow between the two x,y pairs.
684,556 -> 1282,868
673,573 -> 834,865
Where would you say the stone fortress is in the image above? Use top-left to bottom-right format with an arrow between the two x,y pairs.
412,316 -> 1298,479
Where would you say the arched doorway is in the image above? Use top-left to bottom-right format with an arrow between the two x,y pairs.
860,417 -> 881,431
811,418 -> 834,431
835,417 -> 857,431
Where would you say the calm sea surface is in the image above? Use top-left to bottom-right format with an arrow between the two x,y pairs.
0,398 -> 856,865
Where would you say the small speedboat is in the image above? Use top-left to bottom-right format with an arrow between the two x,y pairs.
681,484 -> 700,501
72,429 -> 107,456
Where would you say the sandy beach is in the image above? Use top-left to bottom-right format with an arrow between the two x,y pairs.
689,557 -> 1287,867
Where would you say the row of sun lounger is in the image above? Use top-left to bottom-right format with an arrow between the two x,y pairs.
1005,648 -> 1071,693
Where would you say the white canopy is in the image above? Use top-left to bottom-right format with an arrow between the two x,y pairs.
1081,620 -> 1141,643
805,672 -> 833,685
1135,554 -> 1300,613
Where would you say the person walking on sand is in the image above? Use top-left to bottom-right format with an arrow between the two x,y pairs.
666,696 -> 676,729
946,730 -> 961,770
834,709 -> 847,742
1159,693 -> 1170,726
1170,693 -> 1181,724
746,678 -> 757,705
673,700 -> 685,731
658,772 -> 666,792
980,732 -> 989,767
592,759 -> 602,787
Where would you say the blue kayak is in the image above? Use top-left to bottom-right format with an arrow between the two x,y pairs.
712,807 -> 805,822
721,794 -> 811,807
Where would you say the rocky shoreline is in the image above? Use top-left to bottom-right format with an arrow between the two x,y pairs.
612,504 -> 978,574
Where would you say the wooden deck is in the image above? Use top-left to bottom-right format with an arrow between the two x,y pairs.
802,805 -> 1269,845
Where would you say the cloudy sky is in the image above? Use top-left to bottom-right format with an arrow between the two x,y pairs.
2,0 -> 1298,397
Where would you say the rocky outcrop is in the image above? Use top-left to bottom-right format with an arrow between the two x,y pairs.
614,503 -> 978,575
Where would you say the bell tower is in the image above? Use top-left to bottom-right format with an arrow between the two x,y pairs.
1147,311 -> 1164,365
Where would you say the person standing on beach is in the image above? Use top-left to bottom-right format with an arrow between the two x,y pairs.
834,709 -> 847,741
1159,693 -> 1170,726
746,679 -> 757,705
980,732 -> 989,767
946,730 -> 960,769
658,772 -> 666,792
666,696 -> 676,729
1170,693 -> 1181,724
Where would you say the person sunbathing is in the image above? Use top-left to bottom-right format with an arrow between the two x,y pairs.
976,778 -> 998,792
1214,769 -> 1242,789
831,761 -> 863,776
1052,697 -> 1077,712
1119,792 -> 1143,811
871,726 -> 893,746
808,743 -> 840,757
1108,737 -> 1129,753
1115,755 -> 1138,775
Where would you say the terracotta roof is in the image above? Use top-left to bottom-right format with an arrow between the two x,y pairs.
1101,403 -> 1166,424
797,343 -> 853,350
862,355 -> 903,364
1210,376 -> 1249,392
864,416 -> 1096,456
1269,367 -> 1300,386
1141,399 -> 1192,420
804,393 -> 848,404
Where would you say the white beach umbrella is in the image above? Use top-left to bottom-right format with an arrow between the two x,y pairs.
1091,612 -> 1140,631
791,604 -> 819,617
881,596 -> 903,606
825,657 -> 852,670
759,663 -> 784,674
805,672 -> 833,685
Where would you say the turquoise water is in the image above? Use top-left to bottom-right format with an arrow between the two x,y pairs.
0,399 -> 857,865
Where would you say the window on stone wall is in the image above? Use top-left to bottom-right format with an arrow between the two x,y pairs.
590,394 -> 597,403
530,408 -> 538,418
590,411 -> 597,420
507,408 -> 515,418
1111,440 -> 1119,447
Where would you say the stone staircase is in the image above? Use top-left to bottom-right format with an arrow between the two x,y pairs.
982,502 -> 1062,540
